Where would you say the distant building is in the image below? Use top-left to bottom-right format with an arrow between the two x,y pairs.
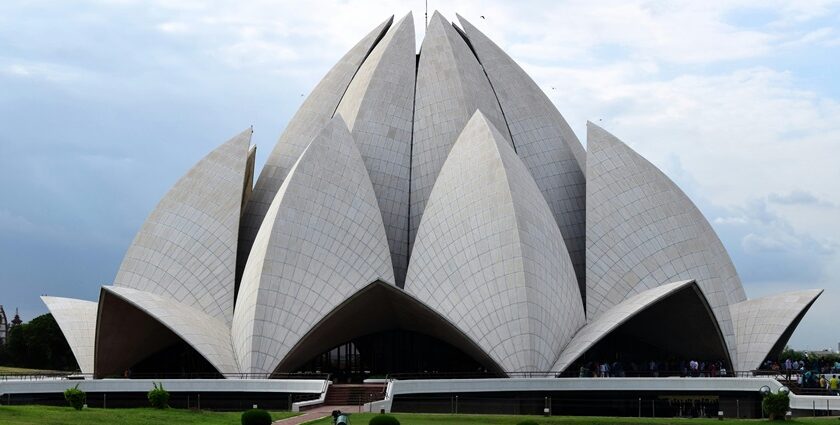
0,306 -> 7,345
11,308 -> 21,327
0,305 -> 17,345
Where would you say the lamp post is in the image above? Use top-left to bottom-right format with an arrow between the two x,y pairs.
759,385 -> 771,419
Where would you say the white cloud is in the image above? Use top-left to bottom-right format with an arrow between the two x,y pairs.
715,216 -> 749,225
156,21 -> 191,34
0,59 -> 90,83
768,190 -> 836,207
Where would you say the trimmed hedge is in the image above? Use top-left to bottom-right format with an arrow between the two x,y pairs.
63,384 -> 86,410
147,382 -> 170,409
241,409 -> 273,425
762,392 -> 790,420
369,414 -> 400,425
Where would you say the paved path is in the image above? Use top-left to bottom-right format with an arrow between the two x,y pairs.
274,405 -> 362,425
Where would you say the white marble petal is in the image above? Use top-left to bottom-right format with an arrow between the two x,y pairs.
41,296 -> 97,374
233,116 -> 394,374
406,111 -> 585,372
113,129 -> 252,324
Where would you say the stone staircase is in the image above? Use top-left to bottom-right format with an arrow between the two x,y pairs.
324,384 -> 385,406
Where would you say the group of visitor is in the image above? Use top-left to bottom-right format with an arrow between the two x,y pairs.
763,358 -> 840,375
761,358 -> 840,395
575,359 -> 729,378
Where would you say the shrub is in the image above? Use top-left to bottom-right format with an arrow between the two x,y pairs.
762,392 -> 790,420
241,408 -> 273,425
517,421 -> 540,425
147,382 -> 170,409
63,384 -> 86,410
369,415 -> 400,425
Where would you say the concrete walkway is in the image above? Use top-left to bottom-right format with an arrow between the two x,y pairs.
274,405 -> 363,425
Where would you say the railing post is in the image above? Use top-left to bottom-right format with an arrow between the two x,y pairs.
638,397 -> 641,417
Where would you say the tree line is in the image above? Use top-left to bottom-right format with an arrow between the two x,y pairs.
0,313 -> 78,371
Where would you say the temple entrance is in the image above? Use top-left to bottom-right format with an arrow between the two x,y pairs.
297,329 -> 489,382
272,281 -> 504,379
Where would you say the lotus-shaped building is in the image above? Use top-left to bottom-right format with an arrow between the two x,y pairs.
44,12 -> 821,379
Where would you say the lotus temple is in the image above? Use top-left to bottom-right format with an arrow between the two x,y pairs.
21,10 -> 828,416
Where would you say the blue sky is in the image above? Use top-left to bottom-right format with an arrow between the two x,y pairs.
1,0 -> 838,351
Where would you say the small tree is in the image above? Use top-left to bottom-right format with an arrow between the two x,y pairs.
147,382 -> 170,409
63,384 -> 86,410
762,392 -> 790,420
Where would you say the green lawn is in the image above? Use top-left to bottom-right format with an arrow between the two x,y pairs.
0,405 -> 297,425
1,407 -> 837,425
302,412 -> 840,425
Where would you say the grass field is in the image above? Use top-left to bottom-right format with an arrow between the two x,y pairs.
1,406 -> 838,425
301,412 -> 840,425
0,405 -> 297,425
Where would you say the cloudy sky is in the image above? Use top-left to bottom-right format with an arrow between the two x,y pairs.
1,0 -> 838,351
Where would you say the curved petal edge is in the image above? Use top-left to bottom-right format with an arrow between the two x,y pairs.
113,128 -> 252,324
